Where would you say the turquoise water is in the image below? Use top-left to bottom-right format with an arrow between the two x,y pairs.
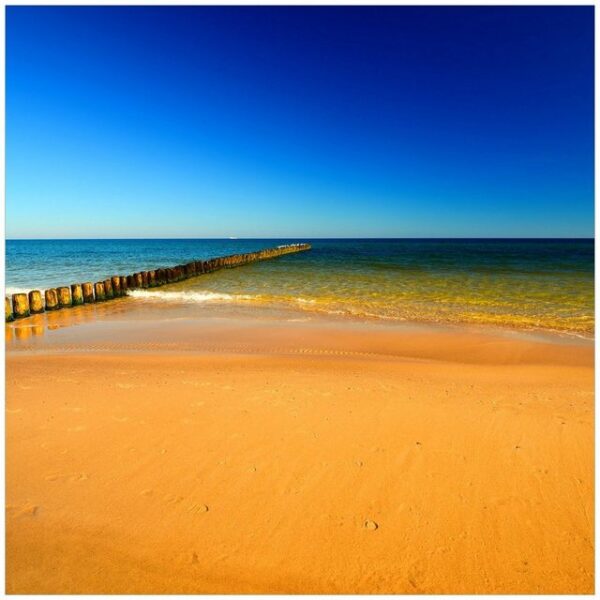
5,239 -> 594,336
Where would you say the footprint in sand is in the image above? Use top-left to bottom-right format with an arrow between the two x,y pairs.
188,503 -> 209,514
45,472 -> 88,483
163,494 -> 184,505
6,503 -> 39,518
364,520 -> 379,531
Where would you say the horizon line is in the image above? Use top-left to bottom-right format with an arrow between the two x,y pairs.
5,236 -> 595,242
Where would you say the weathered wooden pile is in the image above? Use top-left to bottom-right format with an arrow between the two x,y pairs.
5,243 -> 311,322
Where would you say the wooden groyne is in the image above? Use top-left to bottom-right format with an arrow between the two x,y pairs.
5,243 -> 311,322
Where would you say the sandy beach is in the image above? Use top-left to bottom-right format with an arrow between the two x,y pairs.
5,308 -> 594,594
5,1 -> 595,594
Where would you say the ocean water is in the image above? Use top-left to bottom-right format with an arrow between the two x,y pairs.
5,239 -> 594,336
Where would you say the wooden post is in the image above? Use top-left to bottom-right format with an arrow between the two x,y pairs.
120,276 -> 128,294
5,297 -> 14,322
141,271 -> 149,288
57,286 -> 72,308
104,278 -> 114,300
174,265 -> 183,281
111,276 -> 121,297
134,273 -> 143,288
185,262 -> 196,277
71,284 -> 84,306
127,274 -> 136,288
95,282 -> 106,301
157,269 -> 166,285
28,290 -> 44,314
45,289 -> 59,311
12,293 -> 30,318
82,282 -> 95,303
148,270 -> 157,287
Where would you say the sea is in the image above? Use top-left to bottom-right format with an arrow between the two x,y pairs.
5,238 -> 594,337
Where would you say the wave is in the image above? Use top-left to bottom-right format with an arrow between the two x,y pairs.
126,289 -> 593,337
294,297 -> 316,305
5,287 -> 32,296
128,289 -> 257,303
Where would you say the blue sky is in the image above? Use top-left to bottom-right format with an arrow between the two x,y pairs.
6,6 -> 594,238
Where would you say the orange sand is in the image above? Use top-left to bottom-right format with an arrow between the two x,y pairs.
5,314 -> 594,593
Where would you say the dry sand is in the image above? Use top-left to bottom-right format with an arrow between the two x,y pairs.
5,312 -> 594,593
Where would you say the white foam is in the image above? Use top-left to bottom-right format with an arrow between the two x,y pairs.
128,289 -> 256,304
5,287 -> 32,296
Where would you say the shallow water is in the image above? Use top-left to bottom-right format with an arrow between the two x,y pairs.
6,238 -> 594,336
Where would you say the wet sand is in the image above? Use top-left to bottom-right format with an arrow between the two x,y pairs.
5,308 -> 594,593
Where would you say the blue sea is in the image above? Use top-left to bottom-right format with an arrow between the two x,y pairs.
5,239 -> 594,336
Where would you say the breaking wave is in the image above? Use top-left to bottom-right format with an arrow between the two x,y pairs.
5,287 -> 31,296
128,289 -> 257,303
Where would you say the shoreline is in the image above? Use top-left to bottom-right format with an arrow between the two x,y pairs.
6,303 -> 594,593
5,293 -> 595,352
5,307 -> 594,369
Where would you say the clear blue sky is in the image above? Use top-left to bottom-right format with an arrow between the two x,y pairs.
6,6 -> 594,239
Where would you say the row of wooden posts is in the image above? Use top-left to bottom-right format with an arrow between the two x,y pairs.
5,243 -> 311,322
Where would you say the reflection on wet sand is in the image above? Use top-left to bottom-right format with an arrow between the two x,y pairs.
6,297 -> 136,343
